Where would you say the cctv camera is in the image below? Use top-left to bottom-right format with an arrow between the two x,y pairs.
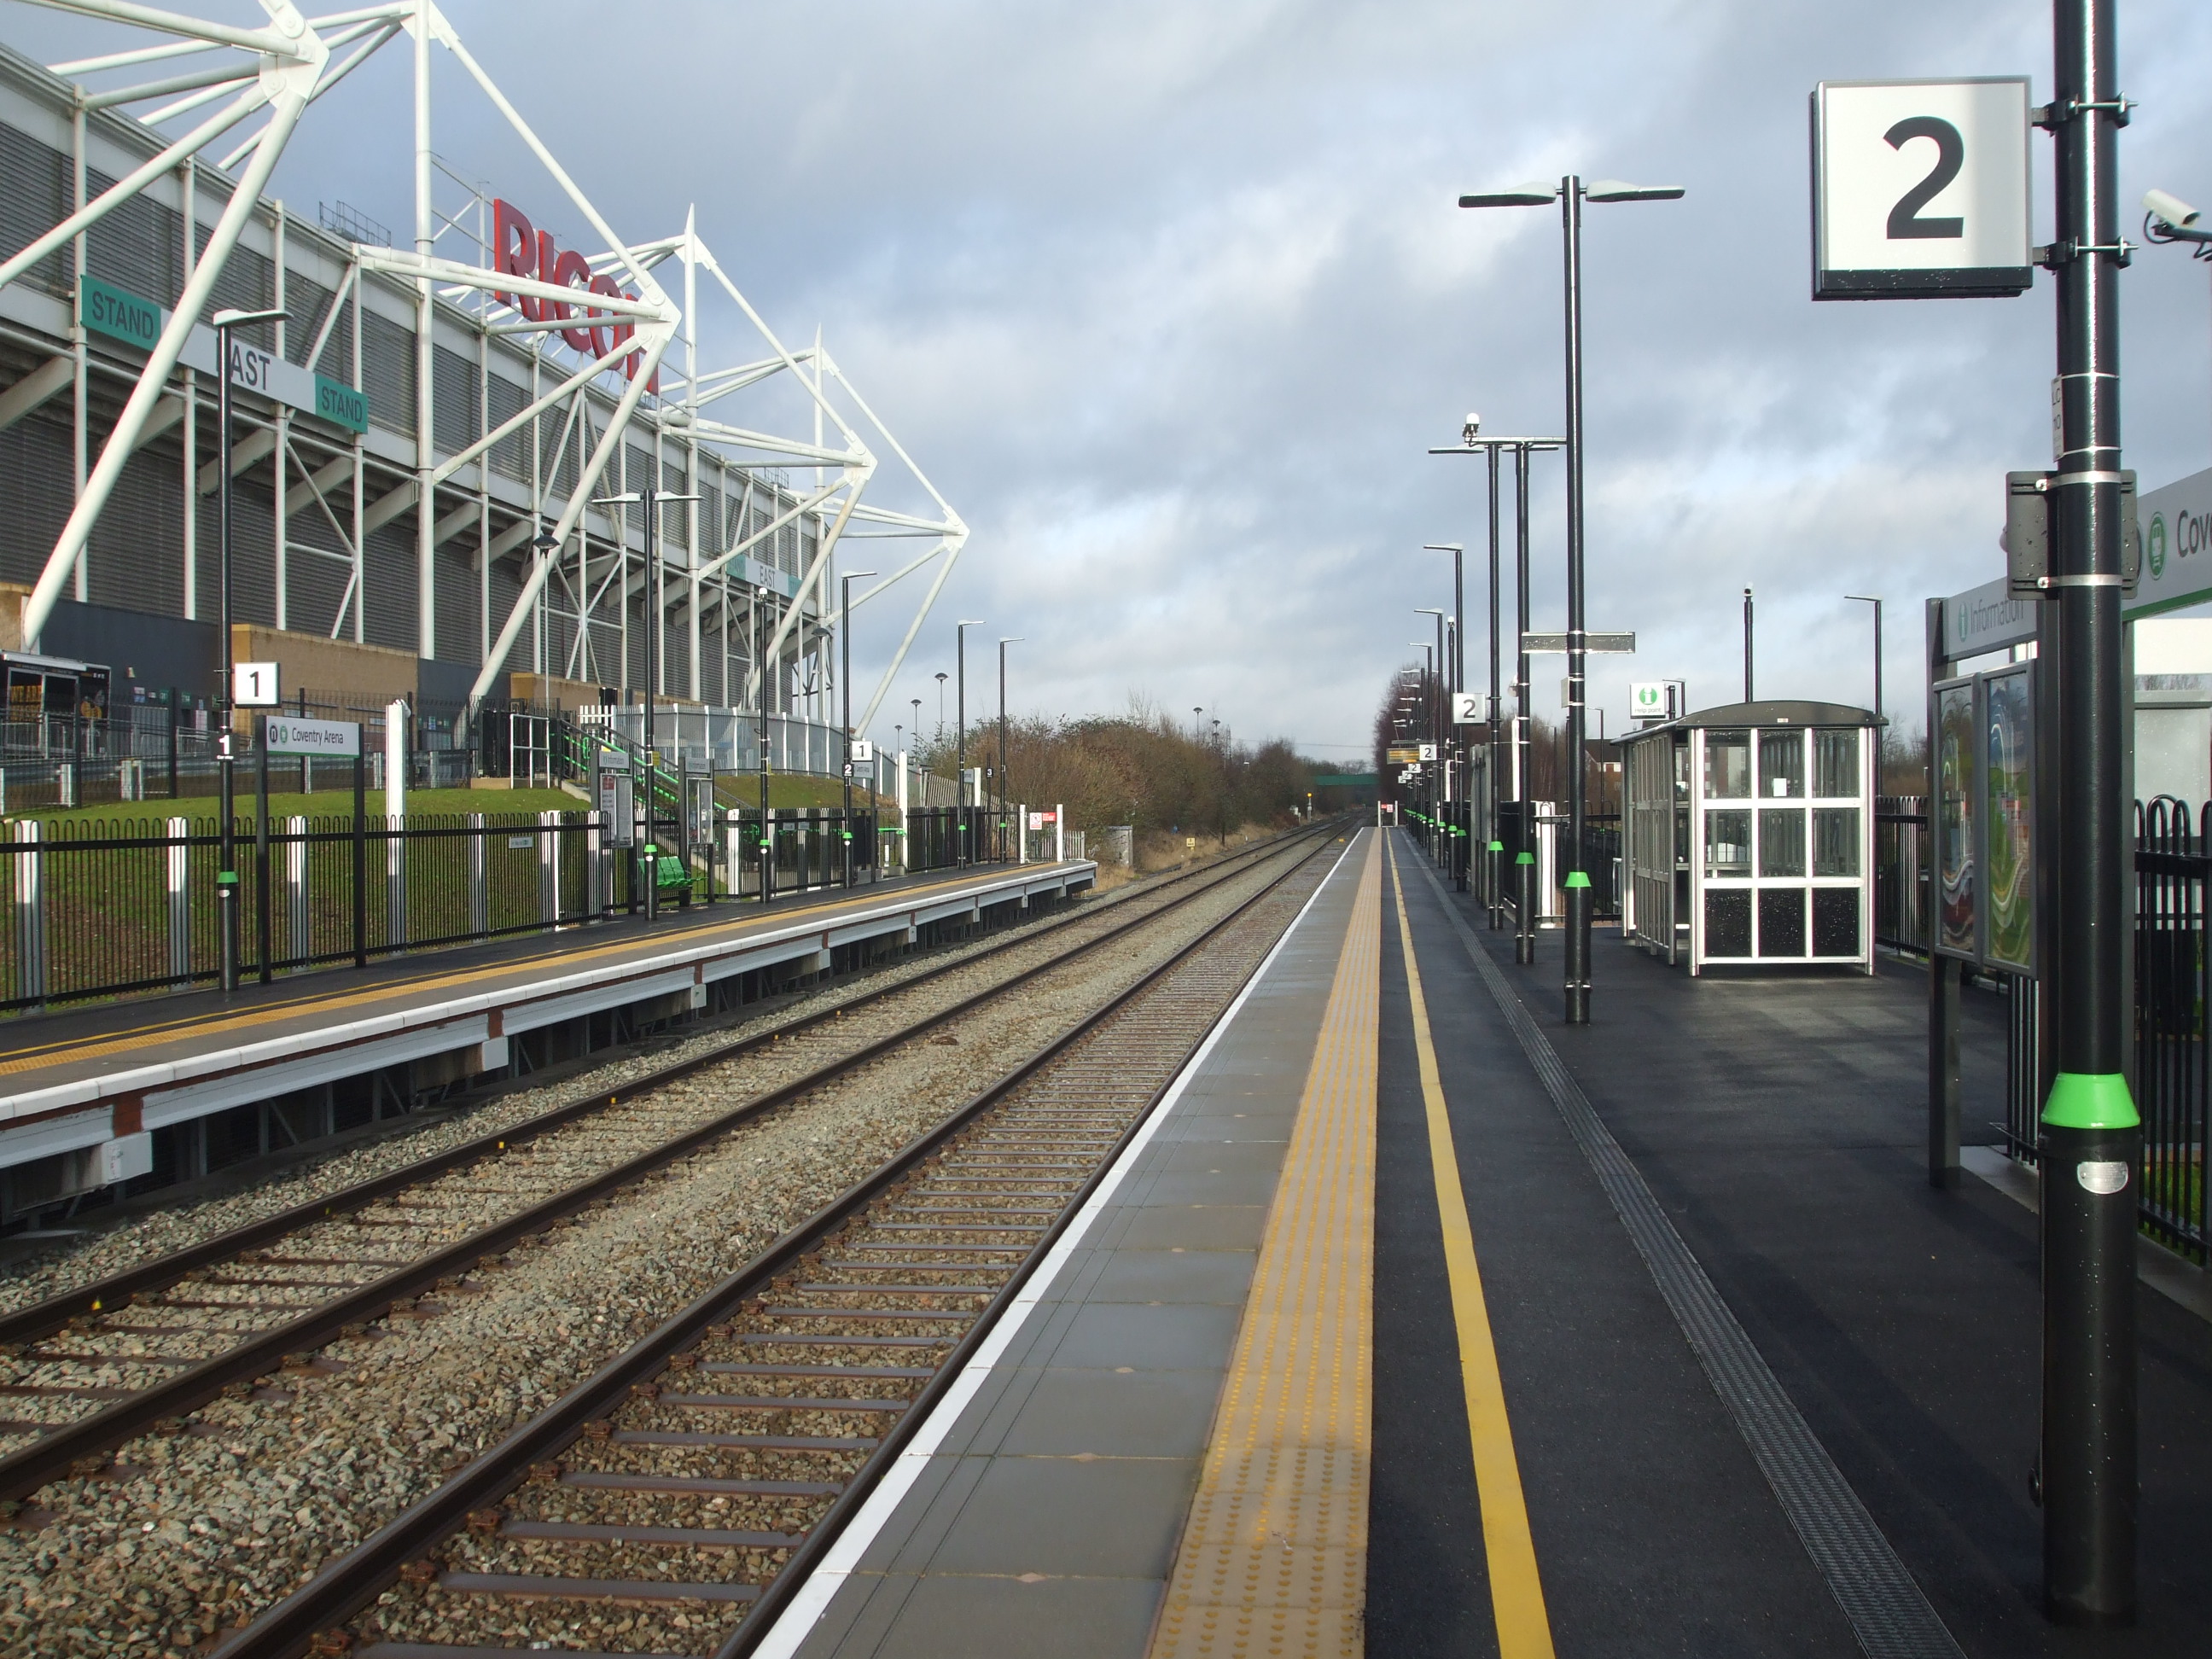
1462,412 -> 1481,445
2145,188 -> 2202,230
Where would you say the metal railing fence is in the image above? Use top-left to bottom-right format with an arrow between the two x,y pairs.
2133,795 -> 2209,1260
1875,795 -> 1930,957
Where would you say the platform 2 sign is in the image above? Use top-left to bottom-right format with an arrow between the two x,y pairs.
1811,79 -> 2033,300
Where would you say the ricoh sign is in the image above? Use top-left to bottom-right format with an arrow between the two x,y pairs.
491,199 -> 658,392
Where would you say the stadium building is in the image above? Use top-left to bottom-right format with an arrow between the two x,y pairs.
0,7 -> 963,794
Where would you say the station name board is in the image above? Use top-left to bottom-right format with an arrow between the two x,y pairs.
490,199 -> 658,393
79,275 -> 367,434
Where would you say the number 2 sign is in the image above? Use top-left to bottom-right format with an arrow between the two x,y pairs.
1812,79 -> 2032,300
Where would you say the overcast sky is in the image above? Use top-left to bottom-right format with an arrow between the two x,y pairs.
26,1 -> 2212,755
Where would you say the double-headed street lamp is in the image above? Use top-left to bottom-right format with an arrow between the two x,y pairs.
839,570 -> 877,888
597,484 -> 701,922
211,306 -> 289,994
999,637 -> 1022,850
1416,608 -> 1446,857
1459,175 -> 1683,1025
955,620 -> 983,864
1431,427 -> 1563,948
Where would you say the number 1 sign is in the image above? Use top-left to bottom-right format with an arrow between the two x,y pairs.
1812,79 -> 2032,300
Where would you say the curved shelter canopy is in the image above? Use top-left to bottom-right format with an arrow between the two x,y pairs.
1620,701 -> 1881,975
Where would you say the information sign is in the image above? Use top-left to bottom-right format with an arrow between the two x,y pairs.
1451,691 -> 1486,724
2128,463 -> 2212,620
1521,631 -> 1634,655
849,739 -> 875,763
262,717 -> 360,757
1631,680 -> 1686,721
1417,742 -> 1438,762
232,662 -> 279,707
1811,79 -> 2032,300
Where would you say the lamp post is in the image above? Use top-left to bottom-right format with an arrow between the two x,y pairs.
1416,608 -> 1445,860
211,306 -> 288,994
1743,587 -> 1755,701
840,570 -> 877,887
598,484 -> 701,922
1459,177 -> 1681,1023
955,620 -> 983,864
1424,543 -> 1469,889
1429,428 -> 1563,945
1846,595 -> 1883,772
998,637 -> 1022,858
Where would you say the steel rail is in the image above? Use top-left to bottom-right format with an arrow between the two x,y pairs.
0,822 -> 1342,1505
209,826 -> 1345,1657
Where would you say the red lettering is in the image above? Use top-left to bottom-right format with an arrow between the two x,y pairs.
491,198 -> 533,311
587,273 -> 622,358
552,247 -> 594,352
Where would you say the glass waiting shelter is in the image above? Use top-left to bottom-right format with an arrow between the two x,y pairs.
1621,701 -> 1879,975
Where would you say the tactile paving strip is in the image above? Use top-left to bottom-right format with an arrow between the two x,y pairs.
1410,853 -> 1966,1659
1149,835 -> 1379,1658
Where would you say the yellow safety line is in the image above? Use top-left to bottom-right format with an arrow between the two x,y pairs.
1150,831 -> 1379,1659
0,866 -> 996,1078
1385,835 -> 1554,1658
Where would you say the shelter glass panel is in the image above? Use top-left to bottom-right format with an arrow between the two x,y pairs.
1814,728 -> 1859,799
1759,888 -> 1807,957
1813,808 -> 1860,876
1759,729 -> 1805,797
1813,888 -> 1861,957
1985,669 -> 2034,971
1936,682 -> 1976,955
1704,810 -> 1750,879
1705,889 -> 1751,957
1759,807 -> 1806,877
1705,730 -> 1749,799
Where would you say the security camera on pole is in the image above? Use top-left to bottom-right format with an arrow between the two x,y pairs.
1811,35 -> 2136,1624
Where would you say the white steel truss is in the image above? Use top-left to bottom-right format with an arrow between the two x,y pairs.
3,0 -> 963,732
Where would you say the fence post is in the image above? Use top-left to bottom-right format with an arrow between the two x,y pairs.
14,821 -> 44,1008
1056,803 -> 1065,864
167,815 -> 189,983
352,752 -> 367,968
166,690 -> 179,800
286,816 -> 308,969
585,811 -> 603,923
469,812 -> 488,938
726,809 -> 743,904
386,812 -> 406,955
254,721 -> 272,984
539,810 -> 559,927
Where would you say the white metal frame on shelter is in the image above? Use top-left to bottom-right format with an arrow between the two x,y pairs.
3,0 -> 962,736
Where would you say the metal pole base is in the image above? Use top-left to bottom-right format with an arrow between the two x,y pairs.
1564,883 -> 1592,1025
2040,1112 -> 2140,1628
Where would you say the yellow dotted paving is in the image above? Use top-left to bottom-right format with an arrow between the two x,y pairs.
1150,831 -> 1379,1658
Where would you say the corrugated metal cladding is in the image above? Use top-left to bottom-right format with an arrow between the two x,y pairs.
0,121 -> 69,289
288,271 -> 346,372
433,344 -> 477,454
194,226 -> 276,352
360,310 -> 414,435
0,410 -> 73,591
85,167 -> 184,308
362,519 -> 417,649
434,536 -> 477,664
487,375 -> 527,480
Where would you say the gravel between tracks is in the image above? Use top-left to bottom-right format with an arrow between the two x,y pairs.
0,856 -> 1247,1320
0,836 -> 1337,1658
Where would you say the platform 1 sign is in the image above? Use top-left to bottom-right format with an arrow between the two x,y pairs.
1811,79 -> 2033,300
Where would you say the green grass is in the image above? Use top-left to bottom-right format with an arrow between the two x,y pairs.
13,786 -> 585,830
13,775 -> 893,830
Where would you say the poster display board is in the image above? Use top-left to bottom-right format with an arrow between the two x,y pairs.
1932,664 -> 2035,970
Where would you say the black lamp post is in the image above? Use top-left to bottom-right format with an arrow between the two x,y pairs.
597,483 -> 701,921
840,569 -> 876,887
1424,543 -> 1467,888
955,620 -> 982,864
998,637 -> 1022,854
212,306 -> 288,995
1458,175 -> 1682,1022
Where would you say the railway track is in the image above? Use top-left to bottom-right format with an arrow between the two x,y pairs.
0,823 -> 1343,1514
207,819 -> 1346,1659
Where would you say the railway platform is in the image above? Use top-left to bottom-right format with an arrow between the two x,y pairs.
758,826 -> 2212,1659
0,859 -> 1096,1197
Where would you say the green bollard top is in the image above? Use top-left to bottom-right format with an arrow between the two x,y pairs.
1563,870 -> 1591,888
2041,1070 -> 2139,1130
1515,851 -> 1535,864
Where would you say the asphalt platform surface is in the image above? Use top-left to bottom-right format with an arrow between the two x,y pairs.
1369,849 -> 2212,1656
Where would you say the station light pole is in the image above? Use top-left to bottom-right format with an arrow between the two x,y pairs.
598,485 -> 701,923
1417,608 -> 1445,860
1459,174 -> 1682,1023
1743,586 -> 1755,701
1424,543 -> 1469,888
998,637 -> 1022,854
1430,426 -> 1563,945
955,620 -> 982,864
212,306 -> 288,995
1846,595 -> 1883,771
2044,0 -> 2138,1623
839,570 -> 876,888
